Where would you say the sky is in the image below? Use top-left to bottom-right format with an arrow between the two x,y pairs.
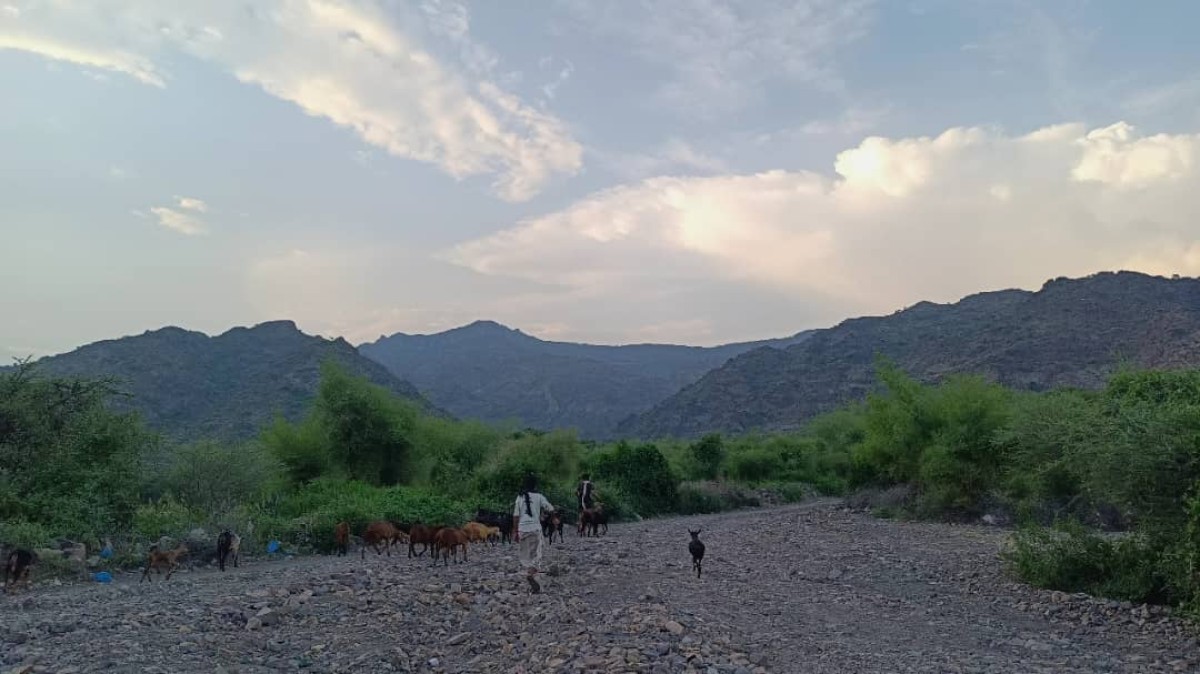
3,1 -> 1200,357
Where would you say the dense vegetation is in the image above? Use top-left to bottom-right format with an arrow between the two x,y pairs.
0,360 -> 807,563
5,354 -> 1200,615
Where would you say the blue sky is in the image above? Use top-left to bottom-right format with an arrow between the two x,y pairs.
3,0 -> 1200,357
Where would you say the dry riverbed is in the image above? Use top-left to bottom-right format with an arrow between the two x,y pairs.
2,501 -> 1197,673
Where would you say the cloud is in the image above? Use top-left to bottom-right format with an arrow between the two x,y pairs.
556,0 -> 873,116
0,33 -> 165,86
175,196 -> 207,212
0,0 -> 581,201
538,57 -> 574,102
149,206 -> 207,236
600,138 -> 730,180
447,121 -> 1200,316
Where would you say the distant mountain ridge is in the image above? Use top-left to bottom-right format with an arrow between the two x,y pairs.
619,271 -> 1200,439
358,320 -> 812,437
16,320 -> 438,442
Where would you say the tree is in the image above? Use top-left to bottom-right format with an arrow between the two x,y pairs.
0,362 -> 151,541
314,360 -> 416,486
689,433 -> 725,480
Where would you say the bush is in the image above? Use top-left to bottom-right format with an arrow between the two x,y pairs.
0,364 -> 151,541
0,519 -> 53,550
676,482 -> 761,515
264,479 -> 468,553
1006,522 -> 1165,603
725,447 -> 783,483
149,440 -> 283,514
133,497 -> 203,542
471,430 -> 581,510
587,441 -> 679,518
689,434 -> 725,480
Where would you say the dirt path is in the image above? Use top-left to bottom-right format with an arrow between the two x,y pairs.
2,500 -> 1196,673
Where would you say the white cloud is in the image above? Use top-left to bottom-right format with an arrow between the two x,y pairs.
600,139 -> 730,181
0,0 -> 581,201
149,206 -> 207,236
0,33 -> 165,86
557,0 -> 873,116
176,196 -> 207,212
448,121 -> 1200,314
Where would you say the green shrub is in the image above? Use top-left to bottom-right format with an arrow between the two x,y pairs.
1006,521 -> 1165,603
264,479 -> 468,552
676,482 -> 761,515
133,497 -> 202,542
0,519 -> 53,550
148,440 -> 283,514
759,481 -> 815,503
725,448 -> 783,483
0,364 -> 151,541
587,441 -> 678,517
689,434 -> 725,480
471,430 -> 582,510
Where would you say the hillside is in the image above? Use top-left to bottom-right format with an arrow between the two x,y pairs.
620,271 -> 1200,438
358,320 -> 810,437
19,320 -> 438,442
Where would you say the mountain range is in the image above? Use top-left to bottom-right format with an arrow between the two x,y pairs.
619,271 -> 1200,438
14,271 -> 1200,443
13,320 -> 436,442
358,320 -> 811,437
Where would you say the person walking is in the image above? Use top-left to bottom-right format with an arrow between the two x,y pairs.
577,473 -> 596,511
513,473 -> 555,594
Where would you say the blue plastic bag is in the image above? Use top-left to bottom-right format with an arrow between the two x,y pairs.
93,571 -> 112,583
267,540 -> 281,554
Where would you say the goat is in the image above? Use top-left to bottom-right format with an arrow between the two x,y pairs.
688,529 -> 705,578
334,521 -> 350,557
474,509 -> 514,544
361,521 -> 399,559
216,530 -> 241,571
580,506 -> 608,537
541,510 -> 563,544
408,524 -> 443,558
483,525 -> 501,546
433,528 -> 469,566
3,549 -> 35,591
140,542 -> 188,582
461,521 -> 491,545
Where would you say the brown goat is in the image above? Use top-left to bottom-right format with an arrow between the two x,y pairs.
140,542 -> 188,582
433,528 -> 469,566
407,524 -> 443,558
334,521 -> 350,557
461,521 -> 491,545
361,521 -> 399,560
579,507 -> 608,537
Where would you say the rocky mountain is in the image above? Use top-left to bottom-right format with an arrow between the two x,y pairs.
358,321 -> 811,438
620,271 -> 1200,439
18,320 -> 438,442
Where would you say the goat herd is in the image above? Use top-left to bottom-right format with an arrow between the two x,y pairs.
333,506 -> 609,566
4,505 -> 711,593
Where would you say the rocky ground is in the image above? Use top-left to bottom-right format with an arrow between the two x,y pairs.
2,500 -> 1197,674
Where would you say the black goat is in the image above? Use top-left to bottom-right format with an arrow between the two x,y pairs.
4,549 -> 35,591
688,529 -> 705,578
216,530 -> 240,571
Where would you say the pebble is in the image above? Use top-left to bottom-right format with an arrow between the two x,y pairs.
1,501 -> 1194,674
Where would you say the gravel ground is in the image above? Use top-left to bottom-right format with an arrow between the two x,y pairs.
2,500 -> 1197,673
